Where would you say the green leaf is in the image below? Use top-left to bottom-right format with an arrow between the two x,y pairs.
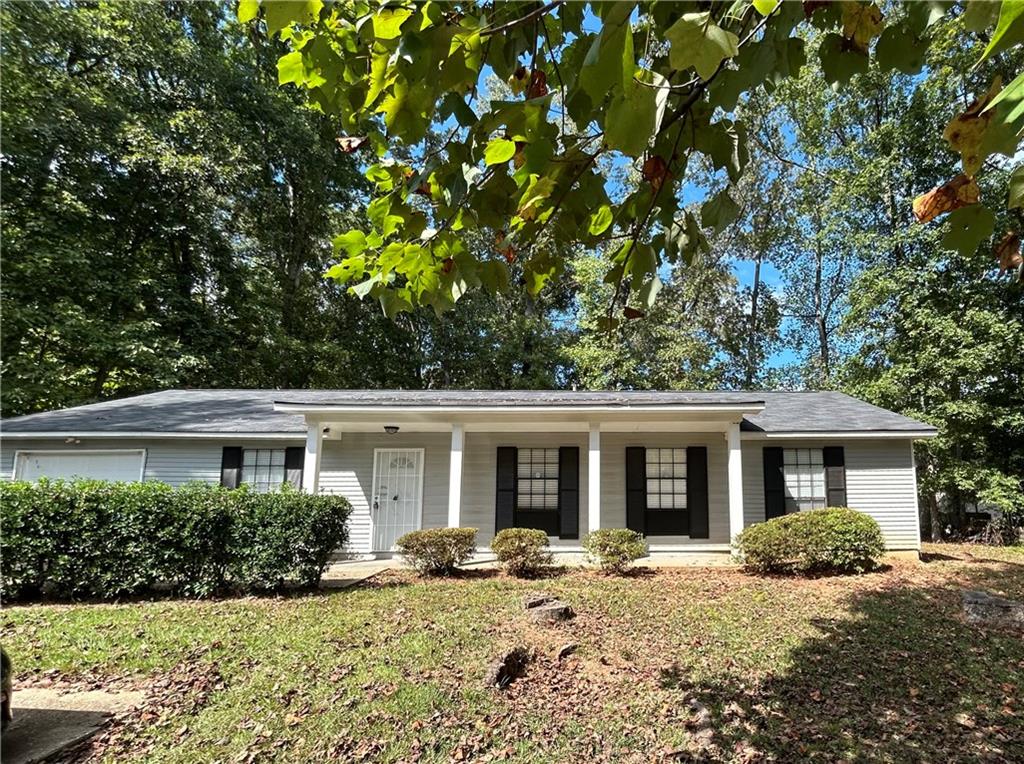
636,273 -> 662,308
483,138 -> 517,166
578,2 -> 635,101
479,260 -> 510,294
983,70 -> 1024,128
819,33 -> 869,86
605,73 -> 657,157
588,205 -> 613,235
752,0 -> 780,16
666,12 -> 740,81
263,0 -> 322,35
373,7 -> 412,40
941,204 -> 996,254
700,189 -> 740,235
875,25 -> 928,75
963,0 -> 1000,32
237,0 -> 260,24
277,50 -> 305,86
1009,166 -> 1024,209
332,230 -> 367,257
979,0 -> 1024,63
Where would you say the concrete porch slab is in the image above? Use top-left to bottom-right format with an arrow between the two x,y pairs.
3,688 -> 143,764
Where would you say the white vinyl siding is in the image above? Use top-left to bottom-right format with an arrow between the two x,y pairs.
318,432 -> 450,554
461,431 -> 589,547
601,432 -> 729,546
741,438 -> 921,550
1,438 -> 304,486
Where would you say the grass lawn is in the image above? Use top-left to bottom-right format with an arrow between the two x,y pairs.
3,543 -> 1023,762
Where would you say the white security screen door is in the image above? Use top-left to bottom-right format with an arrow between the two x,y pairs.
371,448 -> 424,551
14,450 -> 145,482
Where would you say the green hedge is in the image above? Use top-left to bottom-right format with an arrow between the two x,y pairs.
0,480 -> 351,600
736,507 -> 886,575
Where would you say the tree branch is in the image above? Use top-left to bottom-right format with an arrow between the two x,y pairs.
481,1 -> 563,38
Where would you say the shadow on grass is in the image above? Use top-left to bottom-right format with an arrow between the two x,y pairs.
680,564 -> 1024,761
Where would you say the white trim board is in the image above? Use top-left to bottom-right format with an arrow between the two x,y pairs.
1,431 -> 305,440
275,403 -> 766,415
12,448 -> 148,482
740,430 -> 938,440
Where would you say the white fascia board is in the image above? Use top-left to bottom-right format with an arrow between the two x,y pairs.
1,431 -> 305,440
740,430 -> 939,440
273,403 -> 766,415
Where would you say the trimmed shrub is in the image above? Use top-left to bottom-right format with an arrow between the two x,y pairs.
583,528 -> 647,574
0,479 -> 351,599
396,527 -> 477,575
491,528 -> 553,577
736,507 -> 885,575
228,486 -> 350,590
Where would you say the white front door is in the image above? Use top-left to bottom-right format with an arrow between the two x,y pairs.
371,448 -> 424,551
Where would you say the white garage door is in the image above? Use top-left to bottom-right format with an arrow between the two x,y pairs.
14,450 -> 146,482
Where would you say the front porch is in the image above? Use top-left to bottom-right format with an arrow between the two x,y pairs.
277,398 -> 761,556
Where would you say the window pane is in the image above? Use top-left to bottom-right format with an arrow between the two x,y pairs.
673,462 -> 686,478
648,493 -> 661,509
271,450 -> 285,466
647,479 -> 659,494
673,479 -> 686,494
243,450 -> 256,466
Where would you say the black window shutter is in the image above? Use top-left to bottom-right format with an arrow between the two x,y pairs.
687,446 -> 709,538
220,447 -> 243,489
495,446 -> 517,533
625,446 -> 646,534
558,446 -> 579,539
285,447 -> 304,489
823,446 -> 847,507
763,447 -> 785,520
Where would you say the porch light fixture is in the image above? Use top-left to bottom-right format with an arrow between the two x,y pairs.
384,425 -> 400,435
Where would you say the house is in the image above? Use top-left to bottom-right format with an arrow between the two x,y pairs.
0,389 -> 937,557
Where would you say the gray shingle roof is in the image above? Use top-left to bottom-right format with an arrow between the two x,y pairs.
1,389 -> 936,435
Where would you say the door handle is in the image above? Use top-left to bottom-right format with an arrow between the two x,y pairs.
392,494 -> 399,501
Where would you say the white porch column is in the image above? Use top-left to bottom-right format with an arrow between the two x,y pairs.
302,419 -> 323,494
588,422 -> 601,535
727,422 -> 744,542
447,423 -> 464,528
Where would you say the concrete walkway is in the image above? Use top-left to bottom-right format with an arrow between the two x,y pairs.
319,551 -> 737,588
3,687 -> 143,764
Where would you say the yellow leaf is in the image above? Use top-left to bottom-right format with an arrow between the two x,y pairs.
842,2 -> 884,53
943,77 -> 1002,177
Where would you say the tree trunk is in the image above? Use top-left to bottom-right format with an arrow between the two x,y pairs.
745,252 -> 763,388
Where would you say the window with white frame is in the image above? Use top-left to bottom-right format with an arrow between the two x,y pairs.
517,448 -> 559,509
645,448 -> 687,510
241,448 -> 286,493
783,448 -> 826,512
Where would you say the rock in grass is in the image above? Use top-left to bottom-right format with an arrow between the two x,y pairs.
486,646 -> 532,689
556,643 -> 578,661
529,601 -> 574,624
962,590 -> 1024,630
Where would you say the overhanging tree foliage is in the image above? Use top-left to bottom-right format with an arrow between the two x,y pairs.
241,0 -> 1024,320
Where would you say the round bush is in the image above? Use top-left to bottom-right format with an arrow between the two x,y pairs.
395,527 -> 477,576
736,507 -> 885,575
491,528 -> 553,577
583,528 -> 647,574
